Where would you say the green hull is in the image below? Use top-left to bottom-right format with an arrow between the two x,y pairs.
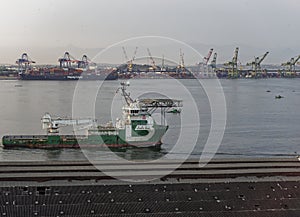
2,125 -> 168,149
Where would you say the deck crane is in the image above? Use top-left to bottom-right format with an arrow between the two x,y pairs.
203,48 -> 214,65
147,48 -> 157,71
58,52 -> 79,68
246,52 -> 269,76
224,47 -> 239,78
16,53 -> 36,73
122,47 -> 138,72
41,113 -> 96,134
281,55 -> 300,74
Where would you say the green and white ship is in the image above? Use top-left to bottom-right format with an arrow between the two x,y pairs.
2,82 -> 182,149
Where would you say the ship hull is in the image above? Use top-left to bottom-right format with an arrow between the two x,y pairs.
2,125 -> 167,149
19,73 -> 118,81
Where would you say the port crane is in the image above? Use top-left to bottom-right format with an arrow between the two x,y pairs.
122,47 -> 138,72
58,52 -> 79,68
16,53 -> 36,73
246,52 -> 269,76
77,55 -> 96,69
281,55 -> 300,74
176,49 -> 186,73
147,48 -> 157,71
203,48 -> 214,65
224,47 -> 239,78
209,52 -> 217,69
41,113 -> 96,134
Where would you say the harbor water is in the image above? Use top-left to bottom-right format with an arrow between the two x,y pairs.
0,79 -> 299,161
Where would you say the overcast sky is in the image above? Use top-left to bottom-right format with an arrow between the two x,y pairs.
0,0 -> 299,64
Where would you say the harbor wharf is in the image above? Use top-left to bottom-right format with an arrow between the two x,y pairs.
0,158 -> 300,216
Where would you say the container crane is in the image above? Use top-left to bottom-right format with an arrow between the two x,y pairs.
147,48 -> 157,71
281,55 -> 300,74
77,55 -> 96,69
78,55 -> 88,69
224,47 -> 239,78
246,52 -> 269,76
16,53 -> 36,73
58,52 -> 79,68
41,113 -> 96,134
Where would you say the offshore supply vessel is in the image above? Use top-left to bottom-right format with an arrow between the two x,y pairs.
16,52 -> 118,81
2,82 -> 182,149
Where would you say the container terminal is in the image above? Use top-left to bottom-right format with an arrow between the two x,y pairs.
1,47 -> 300,79
0,158 -> 300,216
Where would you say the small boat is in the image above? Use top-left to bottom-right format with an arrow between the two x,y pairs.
275,95 -> 284,99
166,108 -> 181,114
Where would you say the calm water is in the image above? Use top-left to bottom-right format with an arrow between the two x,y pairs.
0,78 -> 299,161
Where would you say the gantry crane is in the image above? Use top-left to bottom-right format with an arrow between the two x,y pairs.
77,55 -> 96,69
58,52 -> 79,68
246,52 -> 269,76
224,47 -> 239,78
16,53 -> 36,73
122,46 -> 138,72
281,55 -> 300,75
147,48 -> 157,71
78,55 -> 89,69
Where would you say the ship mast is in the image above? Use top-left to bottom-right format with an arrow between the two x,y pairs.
116,81 -> 134,106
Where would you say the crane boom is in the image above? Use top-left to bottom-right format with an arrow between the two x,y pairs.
203,48 -> 213,65
258,52 -> 269,65
122,47 -> 129,62
132,46 -> 138,62
291,55 -> 300,65
147,48 -> 156,70
41,113 -> 96,134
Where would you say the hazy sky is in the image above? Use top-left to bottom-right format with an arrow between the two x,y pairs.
0,0 -> 299,64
